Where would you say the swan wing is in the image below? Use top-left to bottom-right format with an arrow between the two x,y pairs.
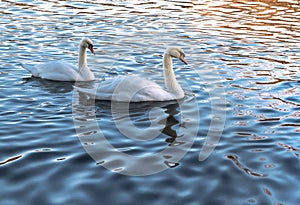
114,76 -> 175,101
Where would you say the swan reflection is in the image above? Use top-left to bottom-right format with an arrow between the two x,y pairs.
22,77 -> 75,93
73,93 -> 198,176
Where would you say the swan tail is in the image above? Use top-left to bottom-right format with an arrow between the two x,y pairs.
21,63 -> 40,77
73,86 -> 112,101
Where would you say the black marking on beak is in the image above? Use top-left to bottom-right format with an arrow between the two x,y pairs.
88,44 -> 95,54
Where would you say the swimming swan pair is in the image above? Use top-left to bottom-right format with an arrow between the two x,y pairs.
22,38 -> 188,102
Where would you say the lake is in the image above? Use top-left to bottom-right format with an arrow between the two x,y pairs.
0,0 -> 300,204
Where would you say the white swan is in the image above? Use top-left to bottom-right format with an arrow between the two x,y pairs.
22,38 -> 95,81
75,47 -> 188,102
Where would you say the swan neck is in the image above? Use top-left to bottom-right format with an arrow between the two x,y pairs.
163,53 -> 184,98
78,45 -> 87,70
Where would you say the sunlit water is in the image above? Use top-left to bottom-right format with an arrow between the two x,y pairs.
1,0 -> 300,204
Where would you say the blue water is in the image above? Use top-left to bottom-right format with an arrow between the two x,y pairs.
1,1 -> 300,204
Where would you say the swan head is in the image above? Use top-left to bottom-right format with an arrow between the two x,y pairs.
165,47 -> 188,65
80,37 -> 95,54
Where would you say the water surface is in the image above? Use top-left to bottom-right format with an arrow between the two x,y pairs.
1,0 -> 300,204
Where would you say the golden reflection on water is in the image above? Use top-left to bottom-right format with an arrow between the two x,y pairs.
194,0 -> 300,34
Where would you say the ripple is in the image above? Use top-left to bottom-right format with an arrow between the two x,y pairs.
1,0 -> 300,204
227,154 -> 268,177
0,154 -> 23,166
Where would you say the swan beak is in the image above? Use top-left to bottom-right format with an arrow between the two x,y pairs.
180,55 -> 188,65
88,44 -> 95,55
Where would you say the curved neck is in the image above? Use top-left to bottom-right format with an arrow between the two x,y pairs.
163,53 -> 184,98
78,45 -> 88,71
77,45 -> 94,81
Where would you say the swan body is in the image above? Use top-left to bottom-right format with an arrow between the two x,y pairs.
75,47 -> 188,102
22,38 -> 95,81
76,75 -> 179,102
